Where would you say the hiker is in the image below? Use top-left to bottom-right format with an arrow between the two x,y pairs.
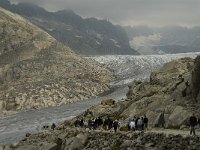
141,117 -> 144,130
130,119 -> 135,131
127,118 -> 131,131
135,117 -> 139,130
160,112 -> 165,128
25,133 -> 31,137
51,123 -> 56,130
103,118 -> 109,130
107,117 -> 113,130
190,113 -> 197,135
84,119 -> 88,127
113,120 -> 119,133
91,118 -> 97,130
88,118 -> 93,129
43,124 -> 49,130
137,117 -> 143,131
80,119 -> 84,128
74,119 -> 80,127
144,115 -> 149,129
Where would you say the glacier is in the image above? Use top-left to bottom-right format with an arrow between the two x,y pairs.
87,52 -> 200,86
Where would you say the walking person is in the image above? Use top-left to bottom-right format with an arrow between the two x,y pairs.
137,117 -> 142,131
51,123 -> 56,130
144,115 -> 149,130
190,113 -> 197,135
113,120 -> 119,133
127,118 -> 131,131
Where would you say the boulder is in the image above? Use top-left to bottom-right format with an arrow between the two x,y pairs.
167,106 -> 192,128
61,133 -> 88,150
101,99 -> 115,106
191,55 -> 200,101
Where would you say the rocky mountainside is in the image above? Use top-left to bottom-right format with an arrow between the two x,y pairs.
1,51 -> 200,149
0,8 -> 113,112
0,0 -> 139,55
74,56 -> 200,129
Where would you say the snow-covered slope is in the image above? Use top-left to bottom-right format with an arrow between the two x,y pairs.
87,52 -> 200,86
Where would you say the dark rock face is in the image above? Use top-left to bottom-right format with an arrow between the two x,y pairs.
0,0 -> 139,55
191,56 -> 200,101
0,8 -> 113,112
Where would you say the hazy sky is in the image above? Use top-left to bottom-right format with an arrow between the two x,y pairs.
10,0 -> 200,27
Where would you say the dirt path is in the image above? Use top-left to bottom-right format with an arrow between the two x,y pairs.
147,128 -> 200,137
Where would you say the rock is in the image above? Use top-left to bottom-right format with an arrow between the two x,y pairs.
180,125 -> 188,130
136,136 -> 143,143
39,143 -> 58,150
0,146 -> 4,150
0,8 -> 113,113
191,56 -> 200,101
61,133 -> 88,150
1,146 -> 11,150
101,99 -> 115,106
121,140 -> 132,147
15,145 -> 38,150
76,133 -> 88,146
167,106 -> 192,128
145,142 -> 155,148
121,57 -> 199,128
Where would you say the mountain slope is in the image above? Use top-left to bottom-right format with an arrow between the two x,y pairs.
0,7 -> 113,112
0,0 -> 139,55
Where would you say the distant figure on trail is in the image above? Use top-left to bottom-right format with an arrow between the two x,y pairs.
190,113 -> 197,135
113,120 -> 119,133
42,124 -> 49,130
74,119 -> 80,127
51,123 -> 56,130
130,120 -> 135,131
137,117 -> 143,131
127,118 -> 131,131
144,115 -> 149,129
80,119 -> 84,128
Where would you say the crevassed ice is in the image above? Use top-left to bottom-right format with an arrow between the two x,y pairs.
87,52 -> 200,86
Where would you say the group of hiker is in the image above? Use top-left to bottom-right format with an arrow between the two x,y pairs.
74,115 -> 149,133
74,117 -> 120,132
38,113 -> 198,136
127,115 -> 148,131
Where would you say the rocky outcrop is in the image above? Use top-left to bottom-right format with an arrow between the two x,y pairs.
0,8 -> 113,112
101,99 -> 115,106
6,128 -> 200,150
191,55 -> 200,101
122,57 -> 200,128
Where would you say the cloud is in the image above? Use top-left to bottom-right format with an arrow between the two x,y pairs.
9,0 -> 200,27
130,33 -> 162,54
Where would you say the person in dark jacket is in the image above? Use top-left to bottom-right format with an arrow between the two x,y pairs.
51,123 -> 56,130
190,113 -> 197,135
144,115 -> 149,130
113,120 -> 119,133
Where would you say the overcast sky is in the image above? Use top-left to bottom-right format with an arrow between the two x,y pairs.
10,0 -> 200,27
